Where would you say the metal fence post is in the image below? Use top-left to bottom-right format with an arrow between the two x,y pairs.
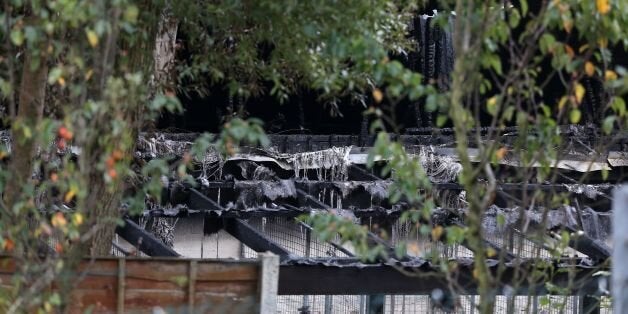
324,295 -> 333,314
367,294 -> 385,314
613,186 -> 628,314
259,252 -> 279,314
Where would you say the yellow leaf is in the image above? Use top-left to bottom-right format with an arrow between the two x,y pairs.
574,83 -> 585,104
472,268 -> 480,280
64,188 -> 77,203
486,247 -> 497,258
72,213 -> 84,226
51,212 -> 67,228
585,62 -> 595,77
57,77 -> 66,87
431,225 -> 444,241
605,70 -> 618,81
562,19 -> 573,33
86,30 -> 99,48
85,69 -> 93,81
372,88 -> 383,104
598,38 -> 608,48
578,44 -> 589,53
558,96 -> 568,110
564,45 -> 575,59
407,242 -> 421,255
495,147 -> 507,160
486,96 -> 498,116
596,0 -> 611,15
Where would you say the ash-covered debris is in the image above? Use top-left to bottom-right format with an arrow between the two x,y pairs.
480,205 -> 612,242
332,180 -> 392,200
139,215 -> 178,248
290,147 -> 351,180
233,180 -> 296,208
563,183 -> 611,199
579,206 -> 611,240
237,161 -> 277,180
433,189 -> 466,209
138,133 -> 193,158
417,146 -> 462,183
0,130 -> 10,152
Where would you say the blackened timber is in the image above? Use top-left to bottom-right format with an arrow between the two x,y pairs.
223,218 -> 293,261
277,257 -> 607,296
348,165 -> 381,181
115,218 -> 180,257
178,180 -> 613,204
295,188 -> 402,259
563,226 -> 611,263
188,187 -> 222,212
187,187 -> 293,259
296,219 -> 354,257
144,206 -> 395,219
449,221 -> 516,262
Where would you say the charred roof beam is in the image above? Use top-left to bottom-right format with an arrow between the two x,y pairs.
115,218 -> 180,257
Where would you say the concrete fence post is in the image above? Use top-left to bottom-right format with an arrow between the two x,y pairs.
259,252 -> 280,314
613,186 -> 628,313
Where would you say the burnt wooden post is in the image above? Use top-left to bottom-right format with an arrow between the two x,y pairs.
613,186 -> 628,314
582,296 -> 600,314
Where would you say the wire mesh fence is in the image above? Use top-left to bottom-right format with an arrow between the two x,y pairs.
242,216 -> 352,259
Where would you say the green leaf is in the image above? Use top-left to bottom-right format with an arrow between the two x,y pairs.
426,94 -> 437,112
611,97 -> 626,117
497,213 -> 506,227
602,116 -> 616,134
10,29 -> 24,46
602,168 -> 609,181
486,96 -> 499,116
124,5 -> 140,23
539,34 -> 556,54
436,114 -> 448,127
569,109 -> 581,124
48,67 -> 63,85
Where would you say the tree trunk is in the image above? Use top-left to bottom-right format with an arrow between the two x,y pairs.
146,5 -> 179,246
4,51 -> 48,210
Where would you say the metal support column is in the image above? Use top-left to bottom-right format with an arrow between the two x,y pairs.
367,294 -> 385,314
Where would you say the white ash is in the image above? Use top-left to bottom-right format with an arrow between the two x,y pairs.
289,147 -> 351,180
563,184 -> 610,199
0,130 -> 10,153
417,146 -> 462,183
332,180 -> 392,201
234,180 -> 296,208
433,189 -> 467,209
480,205 -> 611,241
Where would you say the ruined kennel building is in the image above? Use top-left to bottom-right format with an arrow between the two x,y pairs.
109,12 -> 624,314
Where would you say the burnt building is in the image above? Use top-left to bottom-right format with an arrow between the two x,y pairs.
108,10 -> 625,314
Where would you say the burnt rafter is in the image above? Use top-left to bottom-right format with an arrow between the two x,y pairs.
169,179 -> 613,213
559,226 -> 611,263
164,182 -> 612,262
115,218 -> 180,257
223,218 -> 294,260
294,188 -> 405,260
187,187 -> 293,258
280,202 -> 355,257
187,186 -> 354,260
